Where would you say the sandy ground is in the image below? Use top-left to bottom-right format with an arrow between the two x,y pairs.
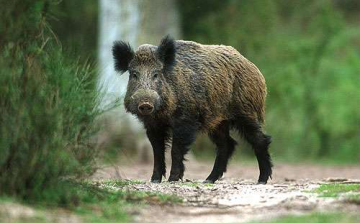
1,160 -> 359,223
92,160 -> 360,223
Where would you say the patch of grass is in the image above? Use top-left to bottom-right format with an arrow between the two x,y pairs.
113,190 -> 182,205
312,184 -> 360,197
151,193 -> 183,204
100,179 -> 145,187
181,182 -> 201,187
0,216 -> 47,223
0,180 -> 182,223
75,201 -> 129,223
178,182 -> 214,188
72,182 -> 181,222
74,181 -> 182,205
255,213 -> 360,223
92,180 -> 183,204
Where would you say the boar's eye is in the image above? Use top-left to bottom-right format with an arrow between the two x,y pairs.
152,72 -> 158,79
130,71 -> 139,80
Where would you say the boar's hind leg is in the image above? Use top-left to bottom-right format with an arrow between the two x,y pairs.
237,117 -> 273,184
146,126 -> 169,183
168,120 -> 198,182
204,121 -> 237,183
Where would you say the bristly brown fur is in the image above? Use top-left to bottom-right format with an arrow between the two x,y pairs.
169,40 -> 267,130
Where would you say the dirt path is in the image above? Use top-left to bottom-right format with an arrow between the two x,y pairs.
93,161 -> 360,223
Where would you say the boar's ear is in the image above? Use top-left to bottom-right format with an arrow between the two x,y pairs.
156,35 -> 176,72
112,41 -> 135,73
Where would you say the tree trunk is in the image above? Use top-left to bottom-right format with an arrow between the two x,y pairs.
98,0 -> 181,162
98,0 -> 140,108
98,0 -> 180,109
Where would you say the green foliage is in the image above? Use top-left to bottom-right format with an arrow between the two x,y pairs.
49,0 -> 98,59
0,45 -> 102,199
0,0 -> 102,201
179,0 -> 360,162
264,2 -> 360,161
179,0 -> 277,56
254,213 -> 360,223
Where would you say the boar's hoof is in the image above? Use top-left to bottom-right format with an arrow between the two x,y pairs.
151,179 -> 161,183
168,175 -> 181,182
203,179 -> 215,184
257,175 -> 269,184
257,181 -> 267,185
168,177 -> 180,182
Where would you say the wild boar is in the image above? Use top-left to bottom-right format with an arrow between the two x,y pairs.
112,36 -> 272,184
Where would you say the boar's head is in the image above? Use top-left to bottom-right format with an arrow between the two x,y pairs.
112,36 -> 176,117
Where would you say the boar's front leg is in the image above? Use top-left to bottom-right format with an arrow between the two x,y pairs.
168,119 -> 198,182
146,125 -> 169,183
204,121 -> 237,183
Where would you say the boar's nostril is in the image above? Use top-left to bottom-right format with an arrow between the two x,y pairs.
138,102 -> 154,115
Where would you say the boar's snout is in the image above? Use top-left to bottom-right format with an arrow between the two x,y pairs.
138,102 -> 154,115
127,89 -> 161,116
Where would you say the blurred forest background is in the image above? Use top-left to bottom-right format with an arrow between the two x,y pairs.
179,0 -> 360,163
49,0 -> 360,163
1,0 -> 360,202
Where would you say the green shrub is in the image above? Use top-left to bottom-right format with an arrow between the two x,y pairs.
0,45 -> 102,200
0,0 -> 104,202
